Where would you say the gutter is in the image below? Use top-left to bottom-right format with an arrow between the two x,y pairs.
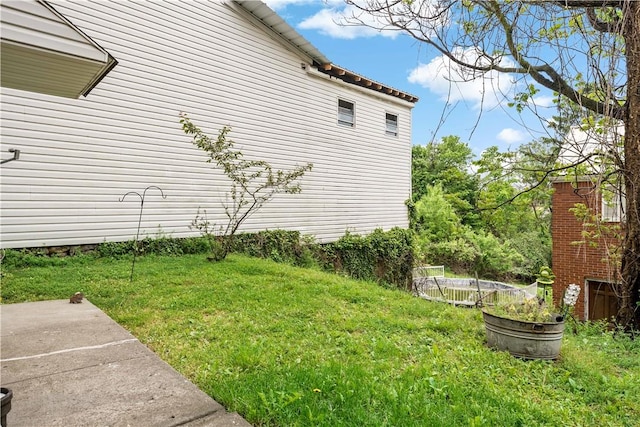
306,65 -> 417,108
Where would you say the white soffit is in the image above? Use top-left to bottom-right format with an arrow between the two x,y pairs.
0,0 -> 117,98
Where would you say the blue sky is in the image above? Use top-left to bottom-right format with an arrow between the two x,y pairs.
264,0 -> 559,155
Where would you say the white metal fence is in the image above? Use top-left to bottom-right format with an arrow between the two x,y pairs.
412,265 -> 445,279
412,271 -> 537,307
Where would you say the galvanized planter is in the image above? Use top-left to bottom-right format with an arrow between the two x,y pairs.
482,310 -> 565,360
1,387 -> 12,427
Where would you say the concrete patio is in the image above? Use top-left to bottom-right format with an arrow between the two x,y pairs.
0,300 -> 252,426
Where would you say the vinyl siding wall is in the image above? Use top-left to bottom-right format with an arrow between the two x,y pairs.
0,0 -> 413,248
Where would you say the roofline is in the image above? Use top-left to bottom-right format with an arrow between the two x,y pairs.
317,63 -> 418,103
232,0 -> 418,103
232,0 -> 329,63
39,0 -> 118,97
80,53 -> 118,97
550,174 -> 604,184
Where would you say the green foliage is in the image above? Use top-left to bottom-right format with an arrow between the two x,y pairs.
465,229 -> 525,280
96,236 -> 211,259
138,235 -> 191,256
508,84 -> 540,113
474,144 -> 552,241
327,231 -> 374,280
325,228 -> 414,289
97,240 -> 136,258
1,249 -> 93,269
179,236 -> 215,255
3,254 -> 639,426
410,137 -> 552,281
509,231 -> 552,280
180,113 -> 313,260
232,230 -> 316,268
4,227 -> 412,290
414,228 -> 528,281
415,235 -> 478,274
485,299 -> 555,323
412,184 -> 462,240
411,136 -> 479,225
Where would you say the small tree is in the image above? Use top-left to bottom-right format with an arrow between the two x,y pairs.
180,113 -> 313,260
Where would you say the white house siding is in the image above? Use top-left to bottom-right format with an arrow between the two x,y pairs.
0,0 -> 414,249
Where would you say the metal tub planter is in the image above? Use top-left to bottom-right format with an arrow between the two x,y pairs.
482,310 -> 565,360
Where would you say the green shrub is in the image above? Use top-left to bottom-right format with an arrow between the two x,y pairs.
179,237 -> 212,254
415,229 -> 528,281
96,236 -> 212,259
1,249 -> 92,269
412,185 -> 463,240
508,231 -> 551,281
464,229 -> 524,280
329,231 -> 374,280
97,240 -> 136,258
325,228 -> 414,289
417,236 -> 478,274
5,228 -> 413,290
138,236 -> 184,256
232,230 -> 317,268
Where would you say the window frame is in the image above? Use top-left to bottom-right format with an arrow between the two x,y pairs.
337,98 -> 355,128
601,184 -> 625,222
385,112 -> 398,137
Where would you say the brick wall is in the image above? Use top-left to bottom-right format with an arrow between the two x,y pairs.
551,180 -> 620,319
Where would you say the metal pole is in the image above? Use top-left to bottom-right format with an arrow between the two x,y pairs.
119,186 -> 166,282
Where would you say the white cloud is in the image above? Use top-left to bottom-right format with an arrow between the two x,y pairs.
298,5 -> 401,39
270,0 -> 443,40
263,0 -> 319,11
497,128 -> 526,144
530,95 -> 555,108
408,48 -> 516,109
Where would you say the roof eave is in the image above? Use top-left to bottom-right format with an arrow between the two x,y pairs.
39,0 -> 117,97
233,0 -> 330,64
232,0 -> 418,103
0,0 -> 117,98
318,63 -> 419,103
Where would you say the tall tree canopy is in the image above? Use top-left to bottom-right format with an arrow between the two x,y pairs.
347,0 -> 640,328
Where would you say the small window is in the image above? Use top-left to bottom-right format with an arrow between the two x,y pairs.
338,99 -> 354,127
601,184 -> 625,222
385,113 -> 398,136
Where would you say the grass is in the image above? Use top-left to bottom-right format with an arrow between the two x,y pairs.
2,253 -> 639,426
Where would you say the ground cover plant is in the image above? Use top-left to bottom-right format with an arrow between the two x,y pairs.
2,253 -> 639,426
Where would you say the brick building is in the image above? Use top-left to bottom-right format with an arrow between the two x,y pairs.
551,177 -> 623,321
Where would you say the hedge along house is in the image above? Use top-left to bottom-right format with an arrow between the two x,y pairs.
551,127 -> 625,322
0,0 -> 418,250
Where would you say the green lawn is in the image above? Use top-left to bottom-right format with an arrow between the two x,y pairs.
2,253 -> 639,426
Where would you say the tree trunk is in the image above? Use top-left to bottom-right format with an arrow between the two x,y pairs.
619,1 -> 640,329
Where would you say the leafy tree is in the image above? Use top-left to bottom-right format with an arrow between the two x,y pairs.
348,0 -> 640,328
475,144 -> 551,238
412,136 -> 479,225
413,184 -> 463,240
472,143 -> 554,277
180,114 -> 313,260
464,228 -> 525,280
